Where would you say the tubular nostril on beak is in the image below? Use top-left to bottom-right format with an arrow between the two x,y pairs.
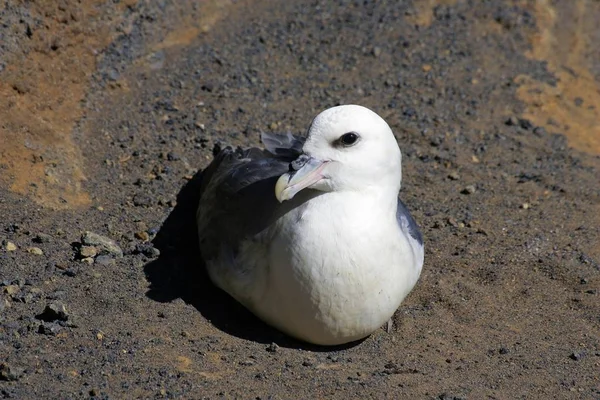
290,154 -> 311,171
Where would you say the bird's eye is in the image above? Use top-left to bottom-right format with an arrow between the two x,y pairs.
339,132 -> 360,147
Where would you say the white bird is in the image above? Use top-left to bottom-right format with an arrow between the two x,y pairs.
197,105 -> 424,345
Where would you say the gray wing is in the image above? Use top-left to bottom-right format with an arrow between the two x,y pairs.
260,131 -> 306,158
396,198 -> 423,246
197,133 -> 306,261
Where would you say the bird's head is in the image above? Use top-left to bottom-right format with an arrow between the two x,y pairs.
275,105 -> 402,202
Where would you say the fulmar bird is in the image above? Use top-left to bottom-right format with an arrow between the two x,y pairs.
197,105 -> 424,346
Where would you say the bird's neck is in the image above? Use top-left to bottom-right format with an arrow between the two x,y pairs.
319,187 -> 399,221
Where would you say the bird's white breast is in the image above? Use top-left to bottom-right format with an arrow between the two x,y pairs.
245,192 -> 422,345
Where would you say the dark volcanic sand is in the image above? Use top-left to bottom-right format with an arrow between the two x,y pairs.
1,0 -> 599,398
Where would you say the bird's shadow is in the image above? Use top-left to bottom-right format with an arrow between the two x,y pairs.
143,170 -> 362,351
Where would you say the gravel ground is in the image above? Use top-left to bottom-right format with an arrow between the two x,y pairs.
1,0 -> 599,398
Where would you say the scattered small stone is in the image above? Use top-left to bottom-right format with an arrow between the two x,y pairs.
63,268 -> 79,277
372,46 -> 382,57
521,203 -> 530,209
33,233 -> 52,243
569,351 -> 585,361
132,193 -> 153,207
461,185 -> 476,195
3,285 -> 20,296
135,231 -> 150,241
429,136 -> 442,147
499,347 -> 510,354
0,363 -> 24,381
134,243 -> 160,258
518,118 -> 534,130
81,231 -> 123,258
447,171 -> 460,180
79,245 -> 98,258
505,116 -> 518,126
95,255 -> 115,266
0,297 -> 9,312
574,97 -> 583,107
12,277 -> 25,287
5,241 -> 17,251
38,322 -> 62,336
533,126 -> 546,137
13,287 -> 40,304
166,152 -> 180,161
27,247 -> 44,255
302,358 -> 315,367
81,257 -> 94,264
37,301 -> 69,322
447,217 -> 459,228
266,342 -> 279,353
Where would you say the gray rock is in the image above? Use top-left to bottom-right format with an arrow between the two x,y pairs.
81,231 -> 123,258
38,322 -> 62,336
95,255 -> 116,266
78,245 -> 98,258
461,185 -> 476,195
266,342 -> 279,353
33,233 -> 52,243
0,363 -> 24,381
37,301 -> 69,322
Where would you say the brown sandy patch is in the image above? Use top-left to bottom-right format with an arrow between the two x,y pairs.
516,0 -> 600,155
0,0 -> 122,208
0,0 -> 238,208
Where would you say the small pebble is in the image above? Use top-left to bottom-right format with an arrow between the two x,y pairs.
0,363 -> 23,381
79,246 -> 98,258
266,342 -> 279,353
3,285 -> 19,296
447,171 -> 460,180
134,244 -> 160,258
447,217 -> 459,228
95,255 -> 115,266
521,203 -> 530,209
33,233 -> 52,243
5,242 -> 17,251
461,185 -> 476,195
569,351 -> 584,361
38,322 -> 62,336
37,301 -> 69,322
135,231 -> 150,241
81,231 -> 123,258
27,247 -> 44,255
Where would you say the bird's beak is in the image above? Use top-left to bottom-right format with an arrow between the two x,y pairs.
275,156 -> 329,202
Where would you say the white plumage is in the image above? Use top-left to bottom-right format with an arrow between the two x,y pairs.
197,105 -> 424,345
